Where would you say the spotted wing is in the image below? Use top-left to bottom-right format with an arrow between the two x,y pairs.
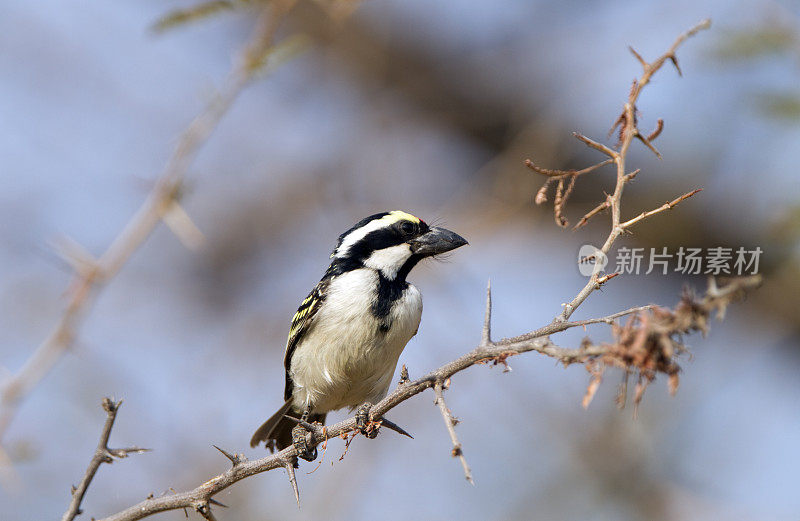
282,278 -> 329,401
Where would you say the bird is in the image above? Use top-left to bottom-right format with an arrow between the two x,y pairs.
250,211 -> 467,459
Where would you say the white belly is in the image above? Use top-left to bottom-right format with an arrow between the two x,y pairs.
288,269 -> 422,413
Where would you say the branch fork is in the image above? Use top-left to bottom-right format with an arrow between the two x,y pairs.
61,399 -> 149,521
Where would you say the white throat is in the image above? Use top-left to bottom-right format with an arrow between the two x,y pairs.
363,244 -> 412,279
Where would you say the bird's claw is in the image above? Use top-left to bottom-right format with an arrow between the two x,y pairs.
355,402 -> 378,438
291,424 -> 317,462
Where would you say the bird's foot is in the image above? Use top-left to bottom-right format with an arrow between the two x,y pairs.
355,402 -> 413,440
291,424 -> 317,462
355,402 -> 378,439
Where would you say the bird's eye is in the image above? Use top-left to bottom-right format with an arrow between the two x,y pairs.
400,221 -> 416,235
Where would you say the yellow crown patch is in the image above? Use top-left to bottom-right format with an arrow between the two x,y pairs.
384,210 -> 421,224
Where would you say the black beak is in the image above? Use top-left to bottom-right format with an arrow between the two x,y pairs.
410,227 -> 468,257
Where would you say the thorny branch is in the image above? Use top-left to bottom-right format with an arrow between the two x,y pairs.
95,274 -> 759,521
526,19 -> 711,320
0,2 -> 297,457
61,399 -> 148,521
433,381 -> 473,484
59,18 -> 759,521
620,188 -> 704,228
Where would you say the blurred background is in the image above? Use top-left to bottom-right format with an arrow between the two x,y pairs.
1,0 -> 799,520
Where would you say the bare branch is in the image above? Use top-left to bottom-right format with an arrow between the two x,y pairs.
572,132 -> 619,158
481,280 -> 492,346
433,382 -> 473,484
555,19 -> 710,322
624,168 -> 641,182
161,202 -> 206,250
524,158 -> 614,178
0,3 -> 296,452
499,304 -> 652,346
595,272 -> 620,286
633,19 -> 711,95
574,197 -> 611,230
620,189 -> 703,228
62,399 -> 148,521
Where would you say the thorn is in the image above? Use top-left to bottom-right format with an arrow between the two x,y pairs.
669,54 -> 682,76
282,415 -> 316,431
635,131 -> 662,159
285,461 -> 301,508
212,445 -> 245,466
379,417 -> 414,439
481,279 -> 492,346
208,498 -> 228,508
108,446 -> 151,458
628,45 -> 648,69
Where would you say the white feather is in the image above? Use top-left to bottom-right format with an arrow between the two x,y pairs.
363,244 -> 412,279
288,268 -> 423,413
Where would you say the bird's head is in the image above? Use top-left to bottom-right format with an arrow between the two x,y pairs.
330,211 -> 468,281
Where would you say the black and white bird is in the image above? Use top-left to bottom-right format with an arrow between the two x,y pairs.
250,211 -> 467,457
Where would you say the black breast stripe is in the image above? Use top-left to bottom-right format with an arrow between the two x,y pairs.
372,272 -> 409,331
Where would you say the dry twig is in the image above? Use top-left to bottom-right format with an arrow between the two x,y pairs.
0,2 -> 296,455
524,158 -> 614,178
433,381 -> 473,484
61,399 -> 149,521
527,20 -> 710,238
620,189 -> 703,228
552,19 -> 712,321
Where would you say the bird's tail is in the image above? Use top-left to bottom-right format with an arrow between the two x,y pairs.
250,400 -> 326,452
